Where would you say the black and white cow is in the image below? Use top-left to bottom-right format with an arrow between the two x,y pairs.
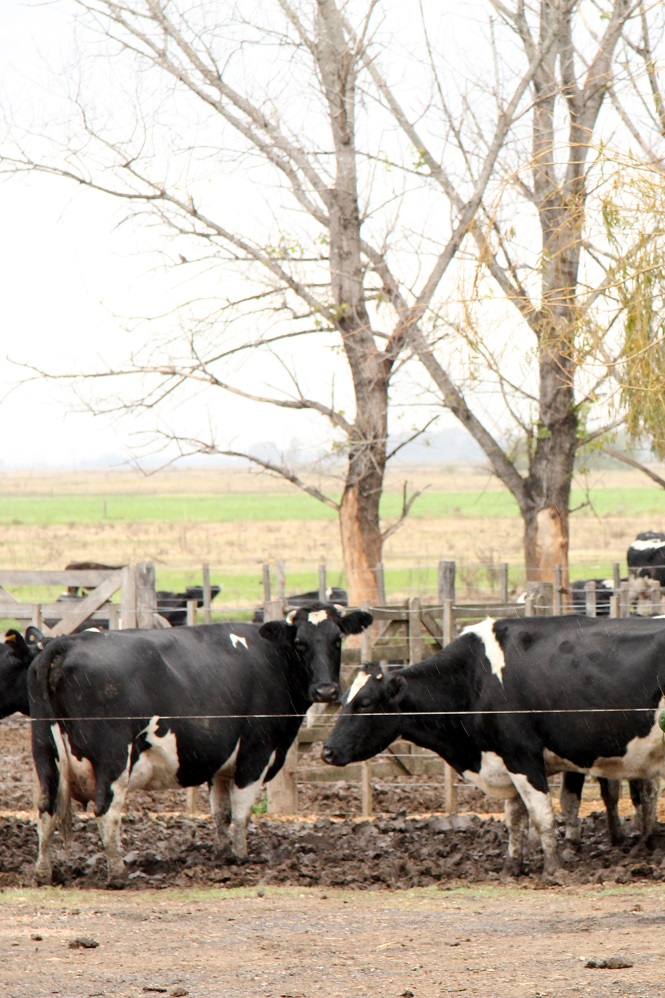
569,579 -> 616,616
28,604 -> 372,885
627,531 -> 665,586
322,615 -> 665,876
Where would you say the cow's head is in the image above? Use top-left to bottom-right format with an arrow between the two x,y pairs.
321,661 -> 405,767
259,603 -> 373,703
0,627 -> 47,718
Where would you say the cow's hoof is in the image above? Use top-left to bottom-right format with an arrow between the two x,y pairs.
105,871 -> 127,890
541,869 -> 566,886
501,858 -> 523,879
34,864 -> 52,887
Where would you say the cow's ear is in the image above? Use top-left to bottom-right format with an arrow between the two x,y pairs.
339,610 -> 373,635
386,675 -> 407,704
258,620 -> 287,643
4,629 -> 31,663
25,626 -> 46,650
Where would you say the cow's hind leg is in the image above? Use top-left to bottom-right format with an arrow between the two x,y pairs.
209,775 -> 233,849
502,795 -> 528,876
32,722 -> 69,886
94,758 -> 131,887
629,778 -> 660,841
559,771 -> 584,844
598,778 -> 623,845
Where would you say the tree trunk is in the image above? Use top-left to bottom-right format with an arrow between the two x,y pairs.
317,0 -> 390,608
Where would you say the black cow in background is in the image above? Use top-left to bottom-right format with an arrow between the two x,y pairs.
627,531 -> 665,596
0,627 -> 45,718
253,587 -> 348,623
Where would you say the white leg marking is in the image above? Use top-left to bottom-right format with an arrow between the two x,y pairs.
97,747 -> 131,883
504,796 -> 529,872
510,772 -> 559,874
34,812 -> 58,885
229,750 -> 277,858
559,780 -> 581,843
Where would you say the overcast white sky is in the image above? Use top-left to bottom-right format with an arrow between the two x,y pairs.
0,0 -> 136,467
0,0 -> 359,469
0,0 -> 487,472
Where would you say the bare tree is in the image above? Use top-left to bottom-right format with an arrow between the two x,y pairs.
4,0 -> 655,598
2,0 -> 555,602
377,0 -> 647,586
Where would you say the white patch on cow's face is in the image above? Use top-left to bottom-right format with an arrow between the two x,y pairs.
51,723 -> 96,803
308,609 -> 328,626
462,617 -> 506,682
345,670 -> 371,705
230,633 -> 248,650
128,716 -> 181,791
630,538 -> 665,552
463,751 -> 517,799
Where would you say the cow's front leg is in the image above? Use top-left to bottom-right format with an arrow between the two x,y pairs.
229,750 -> 277,859
502,795 -> 528,876
228,778 -> 266,859
209,775 -> 233,846
509,772 -> 560,877
630,778 -> 660,841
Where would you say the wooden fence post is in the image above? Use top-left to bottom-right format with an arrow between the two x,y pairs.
136,562 -> 157,628
408,596 -> 423,665
500,563 -> 509,603
438,560 -> 456,603
262,563 -> 272,604
318,560 -> 327,601
360,599 -> 373,817
585,581 -> 597,617
202,563 -> 212,624
376,564 -> 386,605
120,566 -> 136,630
553,565 -> 563,616
438,585 -> 458,815
267,599 -> 298,814
277,560 -> 286,601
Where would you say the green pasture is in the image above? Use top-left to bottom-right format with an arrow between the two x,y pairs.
0,484 -> 662,525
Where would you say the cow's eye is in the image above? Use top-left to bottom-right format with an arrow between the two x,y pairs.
295,641 -> 307,653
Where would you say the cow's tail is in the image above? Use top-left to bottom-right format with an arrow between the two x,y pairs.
28,639 -> 74,844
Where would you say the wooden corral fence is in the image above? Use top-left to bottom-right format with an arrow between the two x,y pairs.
0,563 -> 158,635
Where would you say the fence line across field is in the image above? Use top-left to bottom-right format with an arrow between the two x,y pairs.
1,558 -> 663,821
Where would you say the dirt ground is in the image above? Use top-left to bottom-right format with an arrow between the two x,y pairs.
2,716 -> 665,997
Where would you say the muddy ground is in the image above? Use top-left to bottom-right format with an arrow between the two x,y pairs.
3,716 -> 665,997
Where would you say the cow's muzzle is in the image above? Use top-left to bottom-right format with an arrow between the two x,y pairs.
311,682 -> 340,703
321,744 -> 336,765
